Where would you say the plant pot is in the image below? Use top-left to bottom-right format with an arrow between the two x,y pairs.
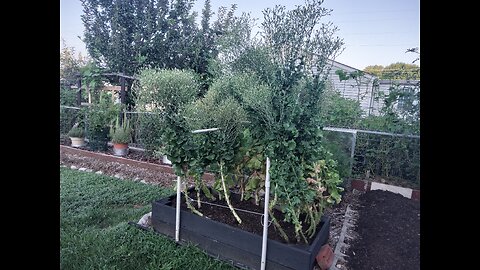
70,137 -> 86,148
162,155 -> 172,165
152,192 -> 330,270
113,143 -> 129,156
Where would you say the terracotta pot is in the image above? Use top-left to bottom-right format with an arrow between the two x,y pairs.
70,137 -> 86,148
113,143 -> 129,156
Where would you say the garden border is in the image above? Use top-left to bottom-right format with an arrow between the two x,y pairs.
59,145 -> 215,181
350,179 -> 420,201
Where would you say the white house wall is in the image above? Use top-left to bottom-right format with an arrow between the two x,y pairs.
325,60 -> 418,117
326,60 -> 379,116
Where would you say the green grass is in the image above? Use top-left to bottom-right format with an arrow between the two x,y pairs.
60,167 -> 237,270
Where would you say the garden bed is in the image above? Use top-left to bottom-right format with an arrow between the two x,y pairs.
152,189 -> 330,270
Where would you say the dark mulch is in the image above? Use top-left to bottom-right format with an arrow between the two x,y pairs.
346,190 -> 420,270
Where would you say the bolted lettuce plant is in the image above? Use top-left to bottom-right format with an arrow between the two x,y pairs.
219,0 -> 346,243
134,68 -> 204,215
184,87 -> 248,223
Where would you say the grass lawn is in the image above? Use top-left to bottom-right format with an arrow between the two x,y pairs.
60,167 -> 236,270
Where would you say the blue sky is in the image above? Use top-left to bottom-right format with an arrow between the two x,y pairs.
60,0 -> 419,70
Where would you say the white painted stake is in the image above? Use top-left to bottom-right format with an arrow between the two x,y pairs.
175,175 -> 181,242
178,127 -> 218,241
191,128 -> 220,134
260,157 -> 271,270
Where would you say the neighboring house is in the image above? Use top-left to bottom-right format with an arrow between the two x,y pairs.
325,60 -> 419,116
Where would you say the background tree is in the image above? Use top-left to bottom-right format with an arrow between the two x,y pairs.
364,62 -> 420,80
60,39 -> 88,84
192,0 -> 214,95
362,65 -> 383,78
81,0 -> 198,75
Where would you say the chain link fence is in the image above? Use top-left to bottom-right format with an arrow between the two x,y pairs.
124,111 -> 163,151
323,127 -> 420,189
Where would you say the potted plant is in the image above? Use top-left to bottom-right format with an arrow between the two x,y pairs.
109,113 -> 132,156
67,123 -> 86,148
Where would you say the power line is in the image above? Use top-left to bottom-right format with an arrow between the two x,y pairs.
353,44 -> 419,47
359,68 -> 420,71
341,31 -> 414,36
333,9 -> 417,15
335,18 -> 408,23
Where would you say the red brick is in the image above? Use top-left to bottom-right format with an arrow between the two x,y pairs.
351,179 -> 368,191
316,244 -> 334,270
411,190 -> 420,201
366,180 -> 372,191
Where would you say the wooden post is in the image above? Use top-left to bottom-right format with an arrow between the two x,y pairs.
120,74 -> 126,125
120,74 -> 126,105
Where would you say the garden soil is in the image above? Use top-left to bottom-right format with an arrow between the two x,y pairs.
345,190 -> 420,270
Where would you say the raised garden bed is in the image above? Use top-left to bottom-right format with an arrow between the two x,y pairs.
151,190 -> 330,270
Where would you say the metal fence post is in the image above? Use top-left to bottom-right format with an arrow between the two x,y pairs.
349,131 -> 357,178
76,78 -> 82,106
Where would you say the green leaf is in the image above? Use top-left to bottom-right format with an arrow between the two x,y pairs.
287,140 -> 296,151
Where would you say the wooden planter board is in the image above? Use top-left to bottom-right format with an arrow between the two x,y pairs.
152,193 -> 330,270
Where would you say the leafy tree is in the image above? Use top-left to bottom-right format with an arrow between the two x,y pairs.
81,0 -> 198,75
364,62 -> 420,80
79,61 -> 105,104
60,39 -> 88,84
362,65 -> 383,78
320,88 -> 363,127
191,0 -> 214,94
212,5 -> 257,72
134,68 -> 203,214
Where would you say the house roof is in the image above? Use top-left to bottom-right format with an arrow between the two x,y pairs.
327,59 -> 376,79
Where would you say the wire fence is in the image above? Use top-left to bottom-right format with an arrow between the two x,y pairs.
60,105 -> 420,189
60,106 -> 83,138
323,127 -> 420,189
60,106 -> 164,153
124,111 -> 163,150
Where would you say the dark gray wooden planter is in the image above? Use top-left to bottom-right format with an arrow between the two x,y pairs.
152,193 -> 330,270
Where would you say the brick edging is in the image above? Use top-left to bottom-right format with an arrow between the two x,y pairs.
350,179 -> 420,201
60,145 -> 215,181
